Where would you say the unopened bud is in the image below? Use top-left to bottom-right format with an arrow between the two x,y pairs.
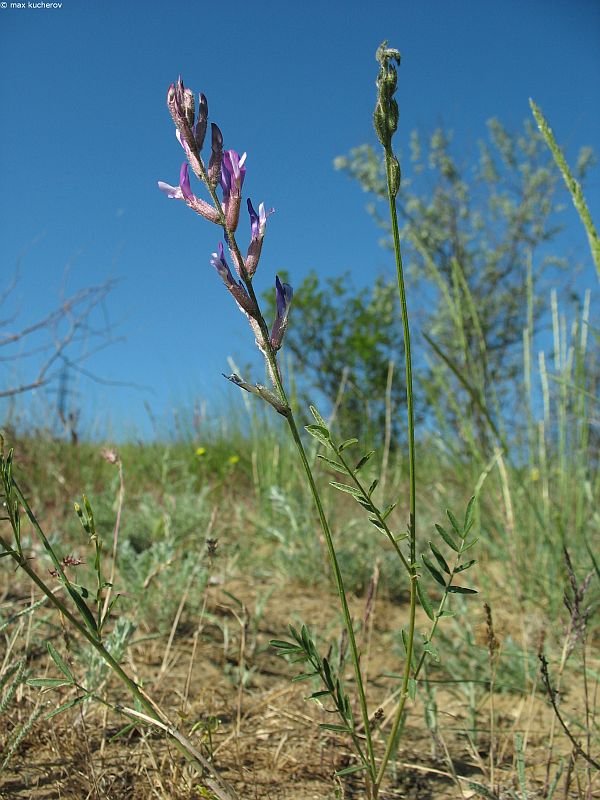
194,93 -> 208,151
183,88 -> 195,128
389,155 -> 401,197
373,105 -> 388,148
374,41 -> 401,150
208,123 -> 223,186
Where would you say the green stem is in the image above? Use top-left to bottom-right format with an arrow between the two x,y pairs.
374,151 -> 418,794
283,412 -> 377,782
385,152 -> 416,566
334,445 -> 411,574
412,547 -> 468,682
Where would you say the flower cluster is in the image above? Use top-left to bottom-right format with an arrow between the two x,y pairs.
157,77 -> 293,380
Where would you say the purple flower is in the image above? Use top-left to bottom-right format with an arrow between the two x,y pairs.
245,199 -> 274,277
194,93 -> 209,151
275,275 -> 293,318
157,181 -> 184,200
220,150 -> 246,199
179,162 -> 193,202
157,163 -> 193,202
166,77 -> 216,190
210,242 -> 236,286
208,123 -> 224,187
247,199 -> 273,240
210,242 -> 257,317
157,163 -> 220,224
219,149 -> 246,232
271,276 -> 293,350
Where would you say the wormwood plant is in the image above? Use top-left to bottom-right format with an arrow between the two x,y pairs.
0,657 -> 42,774
154,43 -> 479,797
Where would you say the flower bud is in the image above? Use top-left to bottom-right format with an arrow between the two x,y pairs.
183,88 -> 195,128
194,93 -> 208,151
220,150 -> 246,232
373,41 -> 401,150
208,123 -> 223,186
270,276 -> 293,350
388,155 -> 401,197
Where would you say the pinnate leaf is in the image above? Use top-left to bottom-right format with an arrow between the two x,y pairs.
429,541 -> 451,574
422,554 -> 446,587
309,405 -> 328,429
447,585 -> 478,594
435,523 -> 460,552
305,425 -> 330,445
416,579 -> 435,620
330,481 -> 363,499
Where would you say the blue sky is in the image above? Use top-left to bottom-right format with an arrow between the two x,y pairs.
1,0 -> 599,438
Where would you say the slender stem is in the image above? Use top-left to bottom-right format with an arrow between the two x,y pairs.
194,141 -> 378,782
0,536 -> 154,705
374,151 -> 418,794
283,411 -> 377,780
334,445 -> 411,574
385,154 -> 416,565
411,548 -> 465,681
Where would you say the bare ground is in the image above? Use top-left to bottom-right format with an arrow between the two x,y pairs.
0,576 -> 594,799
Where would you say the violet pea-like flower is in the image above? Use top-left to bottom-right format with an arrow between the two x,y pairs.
210,241 -> 236,286
221,150 -> 246,198
166,77 -> 217,188
245,199 -> 274,277
220,149 -> 246,232
158,163 -> 220,224
210,242 -> 257,317
270,276 -> 293,351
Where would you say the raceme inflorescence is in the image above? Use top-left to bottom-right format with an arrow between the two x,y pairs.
158,77 -> 292,409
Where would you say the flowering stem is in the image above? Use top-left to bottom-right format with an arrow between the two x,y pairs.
372,58 -> 418,792
240,296 -> 378,782
209,208 -> 377,779
187,108 -> 378,788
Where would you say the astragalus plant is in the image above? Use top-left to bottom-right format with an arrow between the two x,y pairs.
156,42 -> 479,798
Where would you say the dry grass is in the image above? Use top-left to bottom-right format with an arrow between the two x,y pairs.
2,568 -> 593,800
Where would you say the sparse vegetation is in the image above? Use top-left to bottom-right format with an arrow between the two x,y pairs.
1,44 -> 598,800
